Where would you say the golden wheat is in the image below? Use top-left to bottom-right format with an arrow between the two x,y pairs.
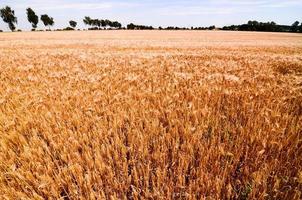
0,30 -> 301,199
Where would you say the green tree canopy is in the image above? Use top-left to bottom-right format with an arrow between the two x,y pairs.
127,23 -> 135,30
91,19 -> 101,28
40,14 -> 54,30
83,16 -> 92,26
69,20 -> 77,28
112,21 -> 122,29
0,6 -> 17,31
104,19 -> 112,27
26,8 -> 38,29
291,21 -> 300,32
101,19 -> 106,27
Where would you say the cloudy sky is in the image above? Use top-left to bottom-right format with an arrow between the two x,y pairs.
0,0 -> 301,30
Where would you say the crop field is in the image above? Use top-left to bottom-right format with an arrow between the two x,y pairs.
0,30 -> 301,199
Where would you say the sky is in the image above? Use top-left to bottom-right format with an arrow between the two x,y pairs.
0,0 -> 301,31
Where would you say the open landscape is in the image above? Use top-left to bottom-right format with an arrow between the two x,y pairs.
0,30 -> 301,199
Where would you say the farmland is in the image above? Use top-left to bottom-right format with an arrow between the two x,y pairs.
0,30 -> 301,199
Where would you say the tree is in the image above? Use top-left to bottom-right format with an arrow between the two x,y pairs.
112,21 -> 122,29
0,6 -> 17,31
127,23 -> 135,30
93,19 -> 102,29
126,23 -> 154,30
69,20 -> 77,28
83,16 -> 92,27
291,21 -> 300,32
299,22 -> 302,32
209,25 -> 216,30
40,14 -> 54,30
101,19 -> 106,28
104,19 -> 112,28
26,8 -> 38,30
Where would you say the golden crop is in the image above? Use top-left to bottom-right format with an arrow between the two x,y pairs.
0,30 -> 301,199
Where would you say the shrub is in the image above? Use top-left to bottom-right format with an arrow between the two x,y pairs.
88,27 -> 99,30
63,27 -> 74,31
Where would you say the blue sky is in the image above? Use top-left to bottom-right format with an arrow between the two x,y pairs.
0,0 -> 301,30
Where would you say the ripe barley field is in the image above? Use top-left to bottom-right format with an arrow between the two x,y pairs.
0,30 -> 301,199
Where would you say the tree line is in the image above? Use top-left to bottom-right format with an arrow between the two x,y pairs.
127,23 -> 154,30
222,20 -> 302,33
0,6 -> 123,31
83,16 -> 122,30
0,5 -> 301,33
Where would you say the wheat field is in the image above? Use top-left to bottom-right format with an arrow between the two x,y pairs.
0,30 -> 301,199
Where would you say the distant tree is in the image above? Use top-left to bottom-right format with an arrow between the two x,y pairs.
105,19 -> 112,28
291,21 -> 300,32
223,20 -> 291,32
26,8 -> 38,30
299,22 -> 302,32
63,27 -> 74,31
112,21 -> 122,29
159,26 -> 163,30
127,23 -> 154,30
100,19 -> 106,28
94,19 -> 102,29
87,19 -> 100,29
90,19 -> 96,27
69,20 -> 77,28
0,6 -> 17,31
83,16 -> 92,27
246,20 -> 260,31
40,14 -> 54,30
209,25 -> 216,30
127,23 -> 135,30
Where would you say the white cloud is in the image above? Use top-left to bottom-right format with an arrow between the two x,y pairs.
159,7 -> 234,16
31,3 -> 112,10
156,0 -> 302,16
11,1 -> 139,11
217,0 -> 302,7
259,0 -> 302,8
